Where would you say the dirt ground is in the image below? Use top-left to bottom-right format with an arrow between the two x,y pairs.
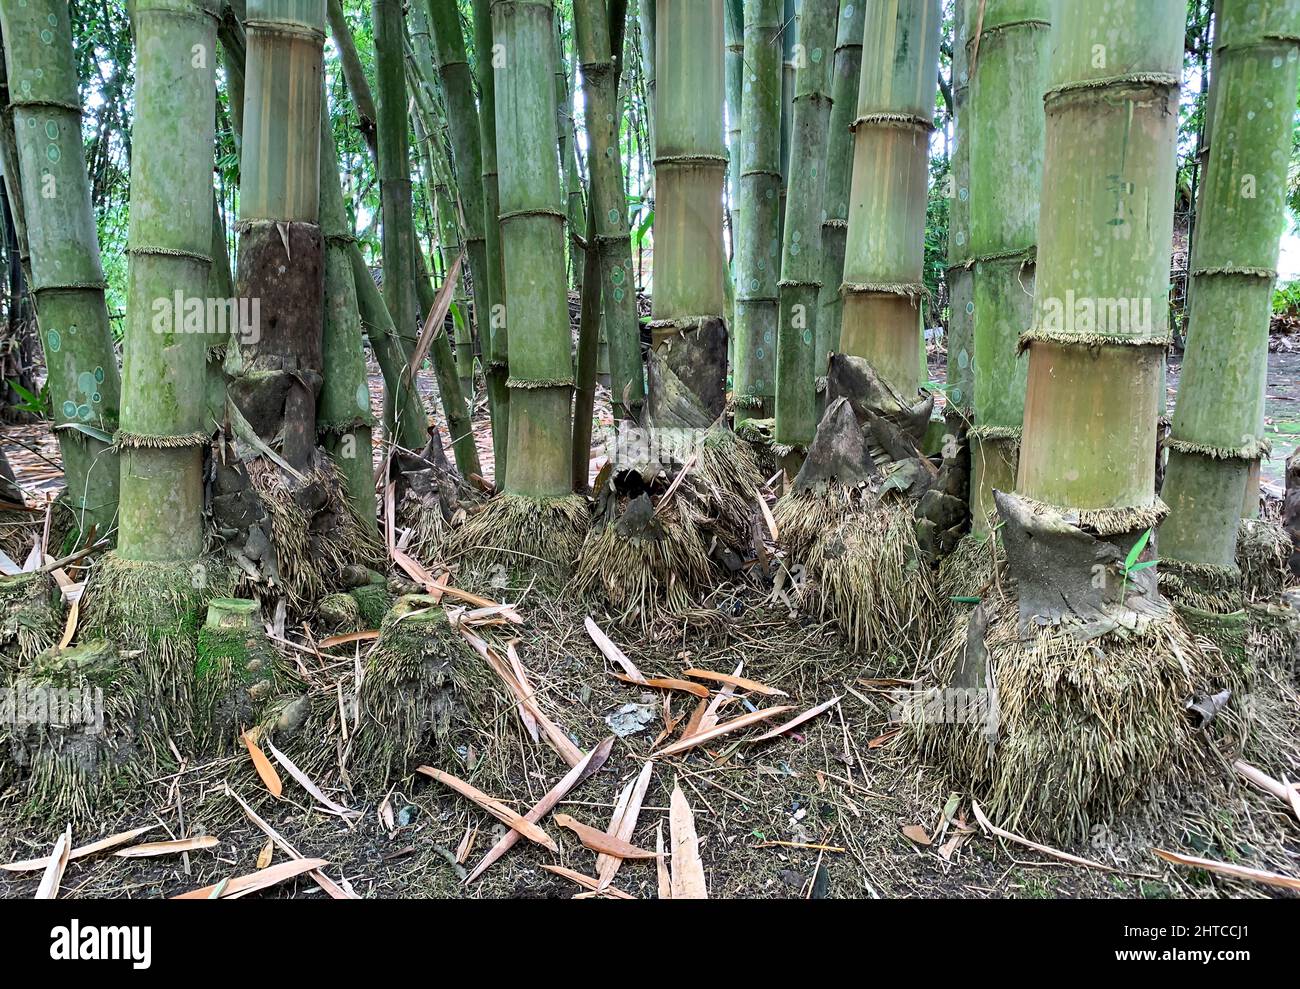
1,347 -> 1298,900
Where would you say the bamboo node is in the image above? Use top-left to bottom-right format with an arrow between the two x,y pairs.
113,430 -> 210,451
968,425 -> 1022,443
840,280 -> 928,301
1190,265 -> 1277,280
850,112 -> 935,134
126,246 -> 213,265
243,18 -> 326,44
9,98 -> 82,114
1018,326 -> 1172,354
1013,491 -> 1171,538
1163,435 -> 1271,462
497,207 -> 567,223
1044,72 -> 1180,105
32,281 -> 109,293
505,376 -> 576,390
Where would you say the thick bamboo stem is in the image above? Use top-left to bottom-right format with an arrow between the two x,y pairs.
117,0 -> 219,562
471,0 -> 510,482
648,0 -> 728,427
495,0 -> 574,499
814,0 -> 864,371
1016,0 -> 1185,520
1161,0 -> 1300,570
773,0 -> 836,452
0,0 -> 123,540
733,0 -> 783,422
965,0 -> 1049,532
838,0 -> 941,396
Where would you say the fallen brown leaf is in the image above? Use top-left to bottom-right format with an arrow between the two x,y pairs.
34,826 -> 71,900
555,814 -> 658,859
172,858 -> 329,899
417,767 -> 557,851
751,696 -> 842,742
241,729 -> 283,798
3,825 -> 156,872
682,668 -> 788,697
466,736 -> 615,884
1153,848 -> 1300,892
115,836 -> 220,859
653,706 -> 794,759
669,787 -> 707,899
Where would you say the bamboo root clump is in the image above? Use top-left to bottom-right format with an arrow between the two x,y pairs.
348,596 -> 486,785
913,579 -> 1245,843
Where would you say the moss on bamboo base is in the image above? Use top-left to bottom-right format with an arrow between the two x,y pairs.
8,639 -> 140,825
449,493 -> 590,587
0,571 -> 59,669
914,589 -> 1246,843
82,553 -> 231,755
193,598 -> 281,754
349,595 -> 486,785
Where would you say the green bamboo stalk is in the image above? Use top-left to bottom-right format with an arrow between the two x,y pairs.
470,0 -> 510,484
942,0 -> 972,416
1160,0 -> 1300,573
555,6 -> 588,293
965,0 -> 1049,533
574,0 -> 642,423
423,0 -> 494,405
773,0 -> 835,453
777,0 -> 797,235
374,0 -> 478,478
813,0 -> 862,369
116,0 -> 219,563
648,0 -> 728,426
1016,1 -> 1184,520
206,194 -> 233,430
838,0 -> 941,396
495,0 -> 574,499
724,0 -> 743,266
0,0 -> 122,540
637,0 -> 656,190
319,106 -> 378,532
733,0 -> 783,423
348,242 -> 430,453
325,0 -> 378,154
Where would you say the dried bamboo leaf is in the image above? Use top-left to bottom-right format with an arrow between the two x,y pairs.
971,801 -> 1116,872
3,825 -> 156,872
656,821 -> 671,900
555,814 -> 658,859
585,616 -> 646,681
265,737 -> 358,817
115,836 -> 220,858
241,729 -> 283,798
596,762 -> 653,889
1153,848 -> 1300,892
172,858 -> 329,899
751,697 -> 842,742
682,668 -> 788,697
669,787 -> 707,899
466,736 -> 615,884
417,767 -> 558,851
539,864 -> 636,899
612,672 -> 710,698
34,826 -> 71,900
653,707 -> 795,759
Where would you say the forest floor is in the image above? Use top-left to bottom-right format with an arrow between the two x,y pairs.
0,341 -> 1297,899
